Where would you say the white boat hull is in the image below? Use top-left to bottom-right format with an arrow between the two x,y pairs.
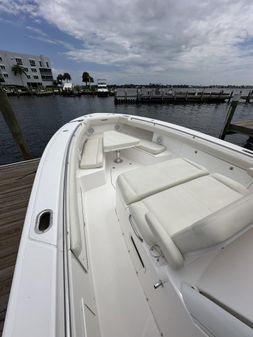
3,113 -> 253,337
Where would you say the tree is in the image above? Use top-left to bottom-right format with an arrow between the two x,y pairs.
57,74 -> 63,84
62,72 -> 71,82
89,76 -> 94,87
11,65 -> 28,87
82,72 -> 93,87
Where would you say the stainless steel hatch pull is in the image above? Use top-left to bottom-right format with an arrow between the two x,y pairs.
154,280 -> 163,289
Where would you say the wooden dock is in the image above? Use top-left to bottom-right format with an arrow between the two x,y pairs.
240,90 -> 253,103
229,120 -> 253,137
115,88 -> 231,104
220,99 -> 253,147
0,158 -> 40,335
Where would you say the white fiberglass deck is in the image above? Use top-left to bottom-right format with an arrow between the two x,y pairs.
76,115 -> 253,337
84,154 -> 160,337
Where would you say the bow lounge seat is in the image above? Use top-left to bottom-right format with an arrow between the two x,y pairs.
117,158 -> 251,269
80,134 -> 104,169
117,158 -> 209,205
128,174 -> 249,268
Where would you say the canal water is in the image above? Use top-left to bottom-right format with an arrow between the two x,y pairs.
1,95 -> 253,165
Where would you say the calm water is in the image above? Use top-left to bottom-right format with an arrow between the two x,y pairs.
1,95 -> 253,165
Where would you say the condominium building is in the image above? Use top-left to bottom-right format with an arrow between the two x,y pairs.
0,50 -> 54,87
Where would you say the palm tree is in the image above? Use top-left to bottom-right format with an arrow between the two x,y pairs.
62,73 -> 71,82
82,72 -> 92,87
11,65 -> 28,87
57,74 -> 63,84
89,76 -> 94,87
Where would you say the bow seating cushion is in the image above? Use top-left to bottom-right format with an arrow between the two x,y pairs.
117,158 -> 208,205
136,139 -> 166,154
80,135 -> 104,169
128,173 -> 249,268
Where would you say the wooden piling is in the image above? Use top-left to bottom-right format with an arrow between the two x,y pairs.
227,91 -> 233,104
200,90 -> 204,102
220,98 -> 239,140
245,90 -> 252,103
0,90 -> 32,160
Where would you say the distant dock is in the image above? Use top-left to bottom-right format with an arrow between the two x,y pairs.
4,88 -> 115,98
115,88 -> 232,104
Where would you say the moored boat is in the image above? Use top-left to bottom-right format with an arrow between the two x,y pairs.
97,79 -> 109,97
3,113 -> 253,337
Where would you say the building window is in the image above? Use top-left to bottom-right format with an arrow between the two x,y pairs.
41,75 -> 53,81
46,62 -> 49,68
0,65 -> 5,70
15,58 -> 23,65
3,73 -> 8,77
31,68 -> 37,72
33,75 -> 39,79
27,75 -> 31,79
39,61 -> 42,67
39,68 -> 52,73
29,59 -> 36,66
23,67 -> 29,72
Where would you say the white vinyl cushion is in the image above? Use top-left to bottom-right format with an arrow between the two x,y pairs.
145,213 -> 184,269
136,139 -> 166,154
103,130 -> 140,152
117,158 -> 208,205
80,135 -> 104,169
129,174 -> 249,267
174,192 -> 253,253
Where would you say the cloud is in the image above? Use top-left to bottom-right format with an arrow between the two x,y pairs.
26,25 -> 47,37
1,0 -> 253,83
0,0 -> 38,16
25,25 -> 75,50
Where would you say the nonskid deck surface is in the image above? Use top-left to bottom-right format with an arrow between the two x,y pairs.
83,154 -> 161,337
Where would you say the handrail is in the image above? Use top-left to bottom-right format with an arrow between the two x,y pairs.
129,215 -> 143,242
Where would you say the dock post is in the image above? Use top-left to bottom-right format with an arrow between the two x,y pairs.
227,90 -> 233,104
219,96 -> 239,140
200,90 -> 204,102
124,89 -> 127,103
0,89 -> 32,160
245,90 -> 251,103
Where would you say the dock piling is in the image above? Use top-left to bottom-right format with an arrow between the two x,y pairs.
219,96 -> 239,140
246,90 -> 252,103
227,91 -> 233,104
0,90 -> 32,160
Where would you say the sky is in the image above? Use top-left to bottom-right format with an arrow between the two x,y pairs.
0,0 -> 253,85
